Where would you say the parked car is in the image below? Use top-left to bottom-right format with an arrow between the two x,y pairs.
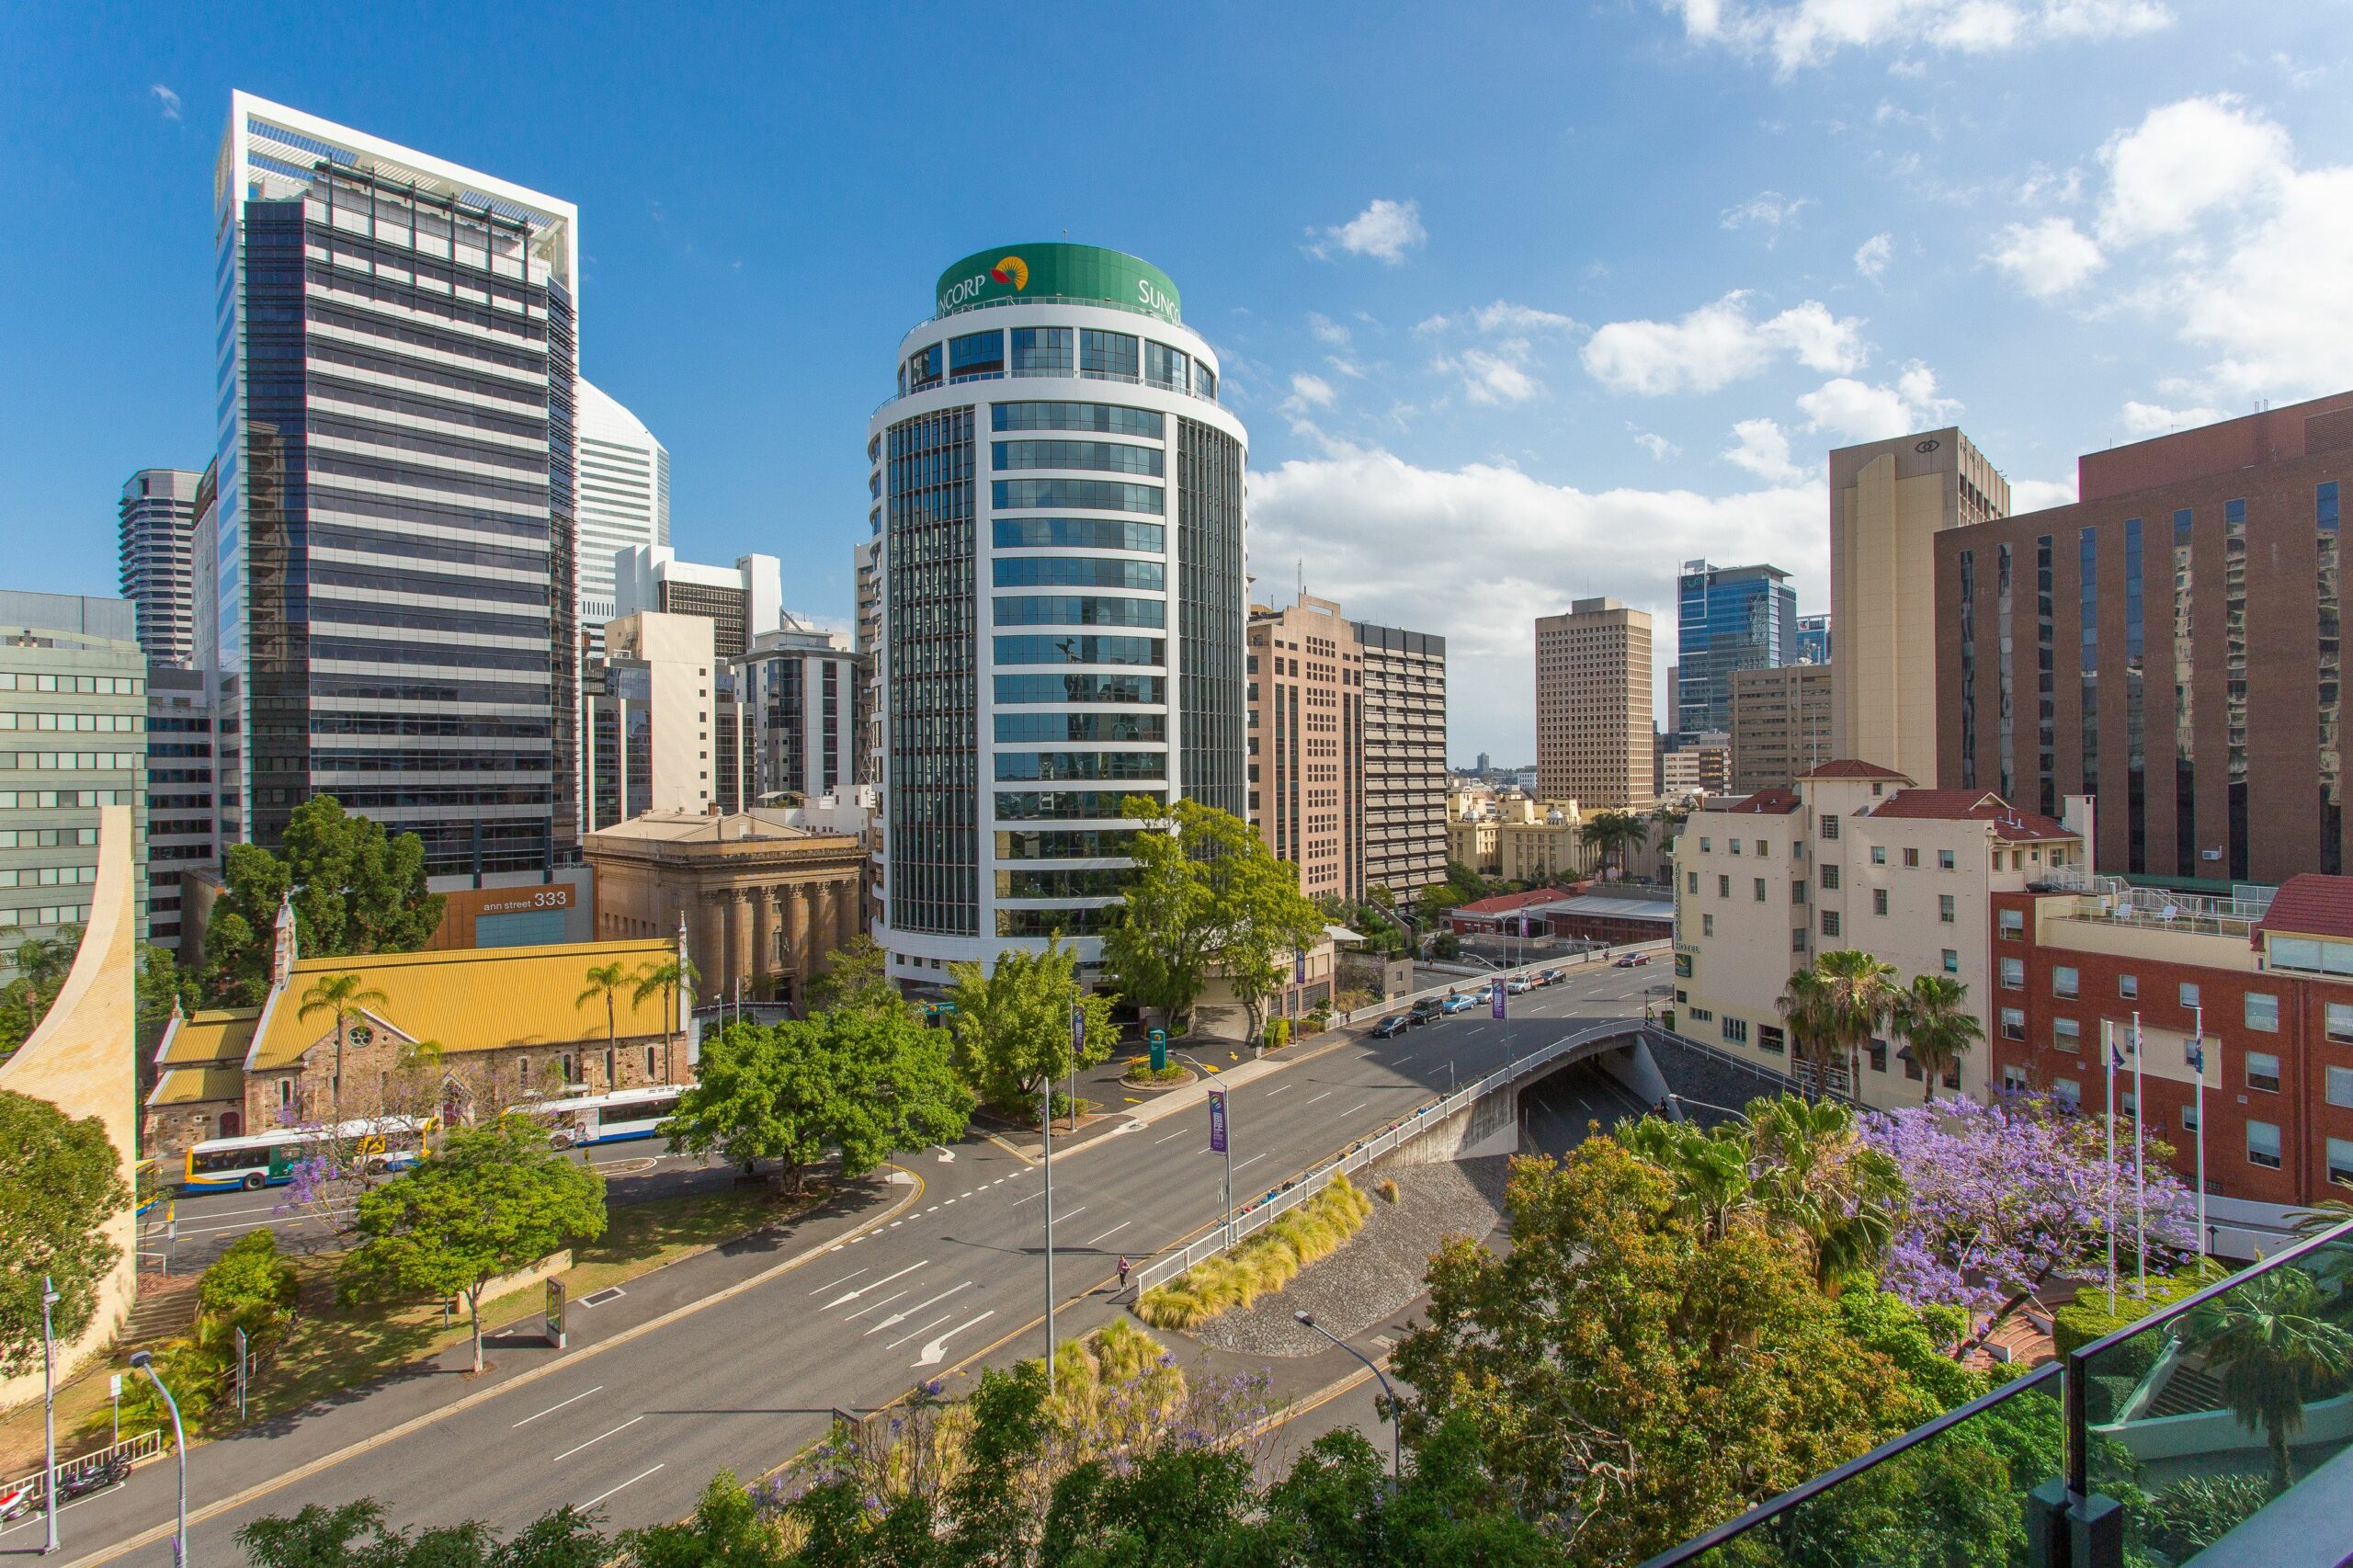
1440,994 -> 1474,1014
1466,983 -> 1496,1004
1409,997 -> 1444,1025
1613,951 -> 1654,968
1506,977 -> 1535,994
1534,968 -> 1563,986
1370,1014 -> 1411,1040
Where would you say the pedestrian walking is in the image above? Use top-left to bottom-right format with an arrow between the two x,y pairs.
1116,1256 -> 1131,1293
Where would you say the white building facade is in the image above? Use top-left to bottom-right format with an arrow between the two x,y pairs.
869,245 -> 1247,983
574,379 -> 670,653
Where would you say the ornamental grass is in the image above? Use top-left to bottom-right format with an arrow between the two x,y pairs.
1136,1174 -> 1373,1330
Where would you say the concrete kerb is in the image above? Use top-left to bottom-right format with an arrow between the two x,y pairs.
61,1165 -> 929,1568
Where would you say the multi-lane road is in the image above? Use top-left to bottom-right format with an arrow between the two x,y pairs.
57,954 -> 1668,1565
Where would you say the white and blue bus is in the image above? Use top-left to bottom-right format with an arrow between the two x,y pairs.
517,1085 -> 688,1151
182,1117 -> 430,1192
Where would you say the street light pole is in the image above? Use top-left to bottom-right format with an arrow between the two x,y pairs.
1295,1311 -> 1399,1481
1041,1071 -> 1054,1394
41,1276 -> 58,1556
128,1350 -> 188,1567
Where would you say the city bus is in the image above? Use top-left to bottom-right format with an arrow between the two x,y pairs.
181,1117 -> 430,1192
516,1085 -> 688,1150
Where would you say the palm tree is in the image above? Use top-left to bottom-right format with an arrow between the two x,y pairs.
2188,1265 -> 2353,1491
1811,949 -> 1901,1100
1778,966 -> 1836,1100
631,954 -> 699,1085
577,961 -> 635,1087
1746,1095 -> 1904,1290
298,971 -> 390,1122
1892,973 -> 1985,1102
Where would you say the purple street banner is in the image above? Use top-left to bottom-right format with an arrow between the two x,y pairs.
1492,982 -> 1506,1020
1071,1000 -> 1086,1054
1208,1088 -> 1228,1153
1294,948 -> 1307,984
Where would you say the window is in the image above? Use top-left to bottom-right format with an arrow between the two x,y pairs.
2245,1051 -> 2281,1093
645,1046 -> 658,1077
1688,1006 -> 1713,1023
949,329 -> 1005,380
2001,958 -> 2025,989
1699,837 -> 1711,852
1792,927 -> 1809,953
1722,1017 -> 1748,1044
1010,326 -> 1074,374
1904,847 -> 1920,868
2002,1064 -> 2029,1093
2000,1007 -> 2026,1040
1718,875 -> 1731,898
2054,1078 -> 2081,1109
2000,908 -> 2024,937
1687,871 -> 1699,893
1938,894 -> 1956,925
1943,949 -> 1960,975
1821,910 -> 1841,937
2247,1119 -> 2282,1169
1079,329 -> 1140,380
2327,1065 -> 2353,1108
1758,1025 -> 1785,1055
1754,878 -> 1768,903
1821,865 -> 1841,890
2330,1003 -> 2353,1043
2245,992 -> 2279,1032
2181,1099 -> 2198,1131
2180,982 -> 2201,1009
1792,880 -> 1807,903
1873,888 -> 1889,916
1756,841 -> 1770,858
1938,849 -> 1957,870
2332,1139 -> 2353,1187
2119,973 -> 2139,1000
1702,913 -> 1714,937
1870,846 -> 1887,865
1869,1039 -> 1889,1073
1821,815 -> 1839,840
2052,966 -> 2080,998
2053,1017 -> 2082,1052
1730,838 -> 1742,856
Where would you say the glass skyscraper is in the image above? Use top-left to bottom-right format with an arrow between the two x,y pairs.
210,95 -> 579,877
1676,560 -> 1797,736
869,245 -> 1246,982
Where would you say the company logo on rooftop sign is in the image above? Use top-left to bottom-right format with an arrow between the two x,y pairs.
935,244 -> 1181,324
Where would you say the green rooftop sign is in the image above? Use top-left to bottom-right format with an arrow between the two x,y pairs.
935,244 -> 1181,324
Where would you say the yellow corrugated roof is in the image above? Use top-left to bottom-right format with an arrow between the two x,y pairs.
157,1008 -> 260,1068
149,1066 -> 245,1107
249,938 -> 677,1072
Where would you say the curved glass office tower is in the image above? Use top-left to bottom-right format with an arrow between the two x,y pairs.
870,245 -> 1247,982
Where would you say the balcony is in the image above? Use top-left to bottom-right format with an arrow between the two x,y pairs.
1640,1218 -> 2353,1567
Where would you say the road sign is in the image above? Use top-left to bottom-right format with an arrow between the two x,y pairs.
1148,1028 -> 1167,1073
544,1278 -> 567,1349
1207,1088 -> 1228,1153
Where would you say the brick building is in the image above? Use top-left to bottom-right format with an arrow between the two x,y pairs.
1991,870 -> 2353,1255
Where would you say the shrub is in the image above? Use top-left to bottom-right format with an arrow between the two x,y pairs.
2052,1273 -> 2209,1359
1137,1176 -> 1372,1329
2145,1472 -> 2276,1558
1377,1178 -> 1401,1205
1263,1017 -> 1291,1051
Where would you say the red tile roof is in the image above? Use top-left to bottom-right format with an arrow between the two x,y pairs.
1725,788 -> 1802,815
1865,790 -> 2075,841
2253,873 -> 2353,944
1455,885 -> 1579,915
1798,759 -> 1915,782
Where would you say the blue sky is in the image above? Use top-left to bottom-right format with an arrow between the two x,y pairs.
4,1 -> 2347,760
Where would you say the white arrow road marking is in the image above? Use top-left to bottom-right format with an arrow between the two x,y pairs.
579,1463 -> 665,1510
867,1280 -> 972,1335
823,1259 -> 926,1309
915,1310 -> 996,1367
934,1145 -> 956,1163
551,1416 -> 643,1463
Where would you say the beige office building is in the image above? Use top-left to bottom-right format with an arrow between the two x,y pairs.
1248,593 -> 1363,901
1661,739 -> 1730,799
1829,430 -> 2007,784
1352,619 -> 1449,900
1730,663 -> 1834,793
586,610 -> 723,828
1534,597 -> 1653,808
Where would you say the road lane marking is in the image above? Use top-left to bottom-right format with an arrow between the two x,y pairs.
1153,1129 -> 1189,1144
867,1280 -> 972,1334
823,1259 -> 926,1309
1083,1221 -> 1130,1246
810,1268 -> 868,1295
915,1310 -> 996,1367
1341,1103 -> 1368,1116
1011,1189 -> 1044,1207
1233,1153 -> 1267,1173
551,1416 -> 643,1463
1263,1084 -> 1292,1096
1050,1206 -> 1086,1228
885,1312 -> 955,1350
844,1289 -> 910,1321
513,1385 -> 603,1427
1304,1092 -> 1333,1106
579,1463 -> 665,1510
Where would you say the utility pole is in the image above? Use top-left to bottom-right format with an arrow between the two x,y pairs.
2132,1011 -> 2147,1301
1041,1071 -> 1055,1393
2191,1005 -> 2209,1256
2104,1020 -> 2119,1314
41,1276 -> 58,1556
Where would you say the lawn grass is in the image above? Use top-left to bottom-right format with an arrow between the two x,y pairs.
0,1184 -> 818,1472
1136,1175 -> 1373,1331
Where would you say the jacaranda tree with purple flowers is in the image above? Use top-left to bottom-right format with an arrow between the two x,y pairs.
1865,1092 -> 2195,1358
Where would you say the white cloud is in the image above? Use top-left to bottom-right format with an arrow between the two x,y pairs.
2008,477 -> 2079,513
150,84 -> 182,120
1796,362 -> 1959,441
1723,417 -> 1808,484
1581,291 -> 1865,396
2119,400 -> 2227,437
1854,232 -> 1894,281
1438,348 -> 1542,405
1415,301 -> 1578,336
1632,429 -> 1682,461
1249,444 -> 1824,752
1985,218 -> 2106,300
2179,165 -> 2353,395
1307,312 -> 1351,347
1284,373 -> 1337,413
2096,95 -> 2292,244
1664,0 -> 2172,74
1311,199 -> 1427,264
1720,190 -> 1812,241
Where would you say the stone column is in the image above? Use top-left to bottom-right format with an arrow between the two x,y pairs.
729,888 -> 755,1006
813,882 -> 842,973
752,886 -> 780,995
834,867 -> 861,951
781,882 -> 811,982
692,894 -> 727,1006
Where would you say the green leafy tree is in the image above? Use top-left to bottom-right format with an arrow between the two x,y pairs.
1892,972 -> 1984,1100
340,1117 -> 607,1373
1390,1134 -> 1906,1563
631,953 -> 699,1083
2188,1264 -> 2353,1491
201,795 -> 444,1004
299,971 -> 391,1122
0,1089 -> 128,1373
946,936 -> 1118,1116
624,1471 -> 790,1568
663,1007 -> 972,1187
805,934 -> 903,1018
238,1499 -> 608,1568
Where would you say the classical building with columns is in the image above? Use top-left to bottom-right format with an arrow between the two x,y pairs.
584,808 -> 869,1007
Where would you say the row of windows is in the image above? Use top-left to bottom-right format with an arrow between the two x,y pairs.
997,867 -> 1130,899
993,517 -> 1164,554
993,674 -> 1165,706
0,712 -> 141,733
996,905 -> 1120,937
992,556 -> 1165,591
993,440 -> 1163,477
994,790 -> 1165,821
994,596 -> 1164,630
994,750 -> 1165,783
0,828 -> 98,848
992,403 -> 1164,437
994,711 -> 1165,744
0,674 -> 143,696
0,865 -> 99,888
995,829 -> 1127,860
0,752 -> 142,772
0,790 -> 135,809
993,635 -> 1162,668
992,478 -> 1163,516
904,329 -> 1215,402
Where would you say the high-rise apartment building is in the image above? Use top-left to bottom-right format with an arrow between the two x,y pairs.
613,545 -> 779,661
1534,597 -> 1653,808
585,611 -> 718,827
575,379 -> 670,652
1351,619 -> 1448,900
119,469 -> 202,668
1934,392 -> 2353,883
870,244 -> 1246,981
0,592 -> 148,967
212,94 -> 580,878
734,626 -> 866,803
1247,594 -> 1362,901
145,665 -> 216,951
1675,560 -> 1795,735
1829,427 -> 2008,784
1729,663 -> 1834,793
1661,736 -> 1730,798
1797,613 -> 1831,665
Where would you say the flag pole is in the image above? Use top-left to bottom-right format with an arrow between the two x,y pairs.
2104,1017 -> 2118,1315
2132,1010 -> 2147,1301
